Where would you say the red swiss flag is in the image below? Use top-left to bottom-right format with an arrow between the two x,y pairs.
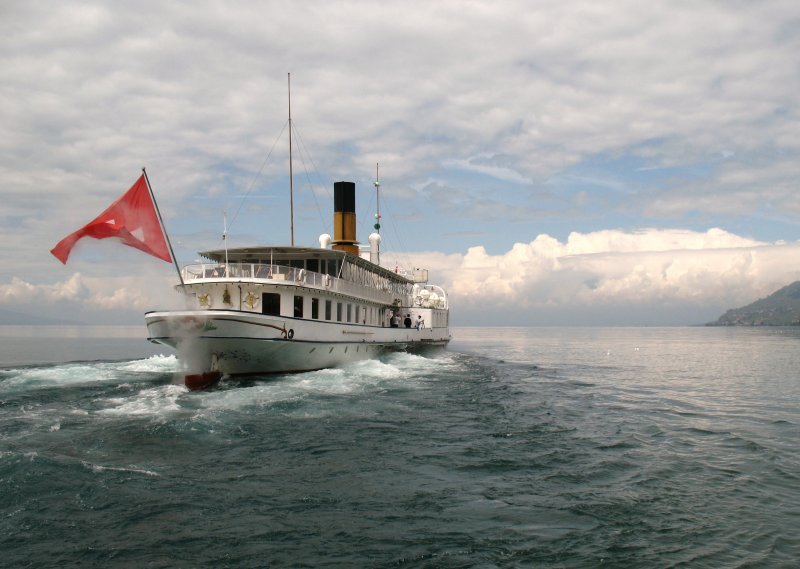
51,174 -> 171,264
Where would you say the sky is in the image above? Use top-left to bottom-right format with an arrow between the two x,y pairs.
1,0 -> 800,326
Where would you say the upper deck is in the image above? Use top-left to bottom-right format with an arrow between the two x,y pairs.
199,246 -> 411,284
178,246 -> 448,308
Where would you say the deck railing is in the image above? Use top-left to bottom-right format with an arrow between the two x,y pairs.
180,263 -> 403,305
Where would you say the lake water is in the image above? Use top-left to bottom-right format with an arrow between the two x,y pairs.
1,325 -> 798,567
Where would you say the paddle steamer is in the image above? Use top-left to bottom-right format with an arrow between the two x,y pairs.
145,180 -> 450,388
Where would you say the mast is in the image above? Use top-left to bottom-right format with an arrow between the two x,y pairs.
223,210 -> 229,277
141,167 -> 185,289
288,72 -> 295,246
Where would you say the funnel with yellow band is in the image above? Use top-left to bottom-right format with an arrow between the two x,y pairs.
332,181 -> 359,255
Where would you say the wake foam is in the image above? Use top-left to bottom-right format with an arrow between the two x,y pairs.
0,363 -> 117,392
115,354 -> 180,373
0,354 -> 179,393
97,384 -> 186,418
82,462 -> 160,477
194,350 -> 458,414
0,350 -> 459,423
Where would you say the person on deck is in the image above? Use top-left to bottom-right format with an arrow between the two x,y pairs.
416,315 -> 425,330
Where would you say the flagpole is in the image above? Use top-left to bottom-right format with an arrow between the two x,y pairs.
141,167 -> 186,289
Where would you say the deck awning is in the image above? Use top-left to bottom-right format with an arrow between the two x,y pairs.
199,246 -> 412,284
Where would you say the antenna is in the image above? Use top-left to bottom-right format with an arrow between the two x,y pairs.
368,163 -> 382,266
373,163 -> 381,234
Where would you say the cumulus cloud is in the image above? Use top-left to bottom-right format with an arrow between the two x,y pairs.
559,227 -> 764,255
406,228 -> 800,324
89,286 -> 154,311
0,274 -> 90,303
0,271 -> 180,316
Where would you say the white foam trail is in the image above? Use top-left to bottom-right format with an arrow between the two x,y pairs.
0,363 -> 117,391
380,351 -> 458,379
82,461 -> 160,477
115,354 -> 180,373
96,384 -> 186,418
0,355 -> 178,393
19,350 -> 459,423
196,383 -> 296,411
196,351 -> 458,414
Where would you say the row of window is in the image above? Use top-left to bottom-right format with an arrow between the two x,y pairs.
262,292 -> 383,325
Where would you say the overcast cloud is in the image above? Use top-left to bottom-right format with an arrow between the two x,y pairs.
1,0 -> 799,325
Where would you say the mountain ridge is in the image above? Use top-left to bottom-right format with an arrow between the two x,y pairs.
0,307 -> 84,325
707,281 -> 800,326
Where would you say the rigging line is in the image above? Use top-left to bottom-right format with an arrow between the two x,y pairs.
379,190 -> 414,271
360,189 -> 377,242
292,120 -> 333,233
225,119 -> 289,238
291,119 -> 333,203
290,120 -> 331,236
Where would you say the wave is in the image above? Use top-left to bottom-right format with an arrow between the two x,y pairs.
0,354 -> 179,393
82,461 -> 160,477
193,351 -> 460,416
1,351 -> 463,423
96,384 -> 186,418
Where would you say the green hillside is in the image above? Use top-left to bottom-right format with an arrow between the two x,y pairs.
708,281 -> 800,326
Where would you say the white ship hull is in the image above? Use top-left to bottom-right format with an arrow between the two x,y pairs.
146,309 -> 449,376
